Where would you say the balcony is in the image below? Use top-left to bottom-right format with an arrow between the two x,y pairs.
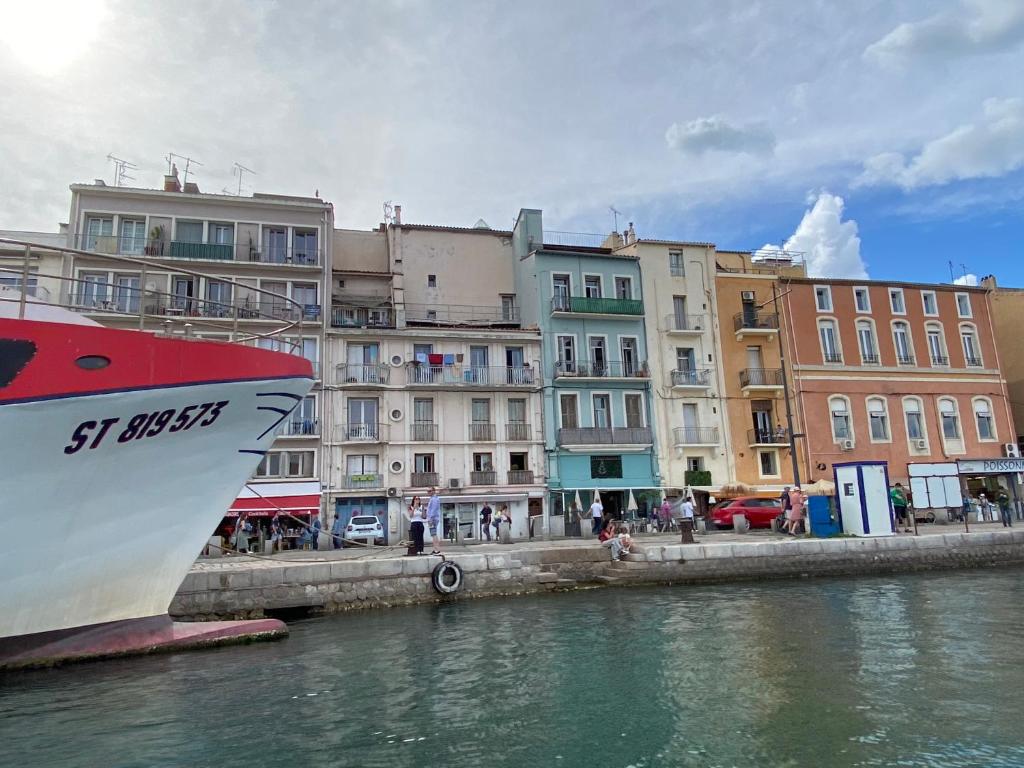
543,230 -> 609,248
404,303 -> 519,326
507,470 -> 535,485
469,422 -> 495,441
340,473 -> 384,490
739,368 -> 784,394
276,419 -> 320,437
411,422 -> 438,441
557,426 -> 653,446
244,244 -> 320,266
553,359 -> 648,380
669,368 -> 712,388
330,306 -> 394,329
470,470 -> 497,485
861,353 -> 881,365
664,314 -> 708,334
506,422 -> 532,441
550,296 -> 644,316
897,354 -> 916,366
73,234 -> 162,256
340,422 -> 383,442
410,472 -> 439,487
169,241 -> 234,261
965,356 -> 983,367
930,354 -> 949,366
337,364 -> 390,385
823,351 -> 843,364
748,427 -> 791,446
407,364 -> 537,387
733,311 -> 779,339
672,426 -> 719,446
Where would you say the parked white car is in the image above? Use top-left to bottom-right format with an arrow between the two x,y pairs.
343,515 -> 384,547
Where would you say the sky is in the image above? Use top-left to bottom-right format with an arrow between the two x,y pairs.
0,0 -> 1022,285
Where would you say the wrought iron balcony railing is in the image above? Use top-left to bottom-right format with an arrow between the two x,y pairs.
672,426 -> 719,445
664,313 -> 707,332
410,472 -> 439,487
748,427 -> 791,445
506,422 -> 532,441
557,427 -> 653,445
337,364 -> 390,385
469,422 -> 495,441
553,359 -> 648,379
670,368 -> 712,387
550,296 -> 644,315
411,422 -> 438,441
507,470 -> 535,485
470,470 -> 497,485
739,368 -> 784,387
733,311 -> 779,332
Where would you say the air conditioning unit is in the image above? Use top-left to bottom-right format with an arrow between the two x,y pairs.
914,439 -> 927,450
449,478 -> 461,489
1004,443 -> 1020,458
741,291 -> 755,301
386,487 -> 401,498
841,439 -> 854,451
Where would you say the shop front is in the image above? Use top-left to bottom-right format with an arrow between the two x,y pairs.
957,457 -> 1024,519
400,493 -> 536,542
222,481 -> 321,550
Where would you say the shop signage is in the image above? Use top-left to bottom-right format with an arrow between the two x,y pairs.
957,458 -> 1024,474
591,455 -> 623,479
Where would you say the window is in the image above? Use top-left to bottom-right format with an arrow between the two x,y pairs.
856,320 -> 878,364
471,398 -> 490,424
210,223 -> 234,245
620,337 -> 638,376
961,324 -> 982,367
830,396 -> 852,440
889,288 -> 906,314
501,294 -> 516,321
255,452 -> 281,478
624,393 -> 644,428
956,292 -> 972,318
940,398 -> 960,440
584,275 -> 602,298
818,319 -> 841,363
556,335 -> 576,373
473,453 -> 493,472
974,399 -> 995,441
676,347 -> 696,372
424,273 -> 437,289
414,453 -> 435,473
614,276 -> 632,300
686,456 -> 705,473
854,287 -> 871,313
264,227 -> 287,262
114,274 -> 141,313
814,285 -> 832,312
552,274 -> 571,310
508,398 -> 526,423
592,394 -> 611,428
120,219 -> 146,254
669,250 -> 684,276
255,451 -> 313,478
867,397 -> 890,441
926,323 -> 947,365
84,215 -> 113,250
204,279 -> 231,316
77,271 -> 110,307
293,282 -> 318,314
345,454 -> 378,475
413,398 -> 434,423
672,296 -> 689,329
286,451 -> 314,477
176,221 -> 204,243
903,398 -> 924,441
293,230 -> 318,263
758,450 -> 779,477
509,452 -> 527,471
559,394 -> 578,429
922,291 -> 938,316
892,321 -> 914,365
588,337 -> 607,376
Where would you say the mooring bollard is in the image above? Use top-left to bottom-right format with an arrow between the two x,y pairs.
733,513 -> 748,534
680,518 -> 695,544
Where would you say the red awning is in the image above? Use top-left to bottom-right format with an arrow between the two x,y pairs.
227,494 -> 319,517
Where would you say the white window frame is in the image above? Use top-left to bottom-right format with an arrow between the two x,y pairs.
757,449 -> 781,479
955,292 -> 972,318
669,250 -> 684,276
817,317 -> 842,363
582,273 -> 604,299
889,287 -> 906,315
925,322 -> 948,366
902,396 -> 926,448
972,397 -> 997,442
939,397 -> 962,442
853,286 -> 871,314
618,334 -> 641,376
829,395 -> 853,443
590,391 -> 613,429
891,320 -> 915,366
960,323 -> 982,367
558,392 -> 580,430
921,290 -> 939,317
856,318 -> 878,365
866,396 -> 891,443
814,285 -> 832,312
555,334 -> 577,373
585,333 -> 609,376
612,274 -> 633,300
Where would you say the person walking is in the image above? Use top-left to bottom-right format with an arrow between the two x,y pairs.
680,496 -> 695,530
406,495 -> 426,555
311,515 -> 322,550
232,511 -> 251,553
330,514 -> 346,549
997,487 -> 1013,527
890,482 -> 911,533
659,497 -> 672,533
590,495 -> 604,535
978,492 -> 991,523
786,487 -> 805,536
269,516 -> 283,552
480,502 -> 493,542
426,487 -> 443,555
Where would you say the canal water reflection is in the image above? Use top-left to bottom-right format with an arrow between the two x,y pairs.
3,569 -> 1024,767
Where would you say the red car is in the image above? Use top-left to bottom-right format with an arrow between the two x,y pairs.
710,496 -> 782,529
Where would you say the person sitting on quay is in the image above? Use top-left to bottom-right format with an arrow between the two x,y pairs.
599,520 -> 632,561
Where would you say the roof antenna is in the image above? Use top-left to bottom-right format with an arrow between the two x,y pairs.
232,162 -> 255,196
107,154 -> 136,187
166,153 -> 202,187
609,206 -> 621,232
948,260 -> 956,283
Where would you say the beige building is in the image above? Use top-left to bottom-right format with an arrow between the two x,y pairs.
63,170 -> 333,516
614,236 -> 730,497
0,229 -> 68,306
327,218 -> 546,543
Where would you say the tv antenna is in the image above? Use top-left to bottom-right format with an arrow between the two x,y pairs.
383,200 -> 394,224
107,154 -> 136,187
165,153 -> 202,187
609,206 -> 622,232
232,162 -> 256,196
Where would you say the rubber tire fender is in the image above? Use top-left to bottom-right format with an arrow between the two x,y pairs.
431,561 -> 464,594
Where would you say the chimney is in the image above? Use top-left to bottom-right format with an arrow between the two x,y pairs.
164,163 -> 181,192
627,222 -> 636,245
93,179 -> 106,186
394,205 -> 402,225
183,181 -> 200,194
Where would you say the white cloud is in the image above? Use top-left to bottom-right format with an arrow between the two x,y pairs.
954,273 -> 980,286
762,193 -> 867,279
665,116 -> 775,156
865,0 -> 1024,62
854,97 -> 1024,189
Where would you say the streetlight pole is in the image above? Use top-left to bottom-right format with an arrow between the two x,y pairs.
772,281 -> 801,486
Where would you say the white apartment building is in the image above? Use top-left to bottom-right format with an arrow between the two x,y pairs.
63,171 -> 333,522
327,219 -> 546,543
616,237 -> 732,496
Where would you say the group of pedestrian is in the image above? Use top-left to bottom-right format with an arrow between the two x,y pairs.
405,487 -> 444,556
778,485 -> 806,536
964,488 -> 1013,527
480,503 -> 511,542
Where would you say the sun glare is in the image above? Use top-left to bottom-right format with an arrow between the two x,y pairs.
0,0 -> 106,76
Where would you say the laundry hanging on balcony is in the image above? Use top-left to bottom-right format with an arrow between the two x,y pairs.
428,353 -> 443,365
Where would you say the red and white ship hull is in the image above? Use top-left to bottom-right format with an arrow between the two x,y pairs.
0,318 -> 313,658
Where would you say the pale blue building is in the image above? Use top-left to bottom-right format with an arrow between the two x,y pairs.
512,209 -> 660,533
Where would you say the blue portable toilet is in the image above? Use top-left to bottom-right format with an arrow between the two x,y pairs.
808,495 -> 840,537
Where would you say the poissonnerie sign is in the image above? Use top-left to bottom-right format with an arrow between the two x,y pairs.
957,458 -> 1024,474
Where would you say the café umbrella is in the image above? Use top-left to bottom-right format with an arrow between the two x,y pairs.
626,489 -> 638,512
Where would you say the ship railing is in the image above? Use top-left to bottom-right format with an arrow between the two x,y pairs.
0,237 -> 313,351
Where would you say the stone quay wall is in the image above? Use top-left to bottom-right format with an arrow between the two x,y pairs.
170,530 -> 1024,621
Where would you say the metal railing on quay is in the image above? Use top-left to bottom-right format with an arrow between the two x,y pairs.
557,426 -> 653,445
664,313 -> 707,332
670,368 -> 712,386
733,311 -> 779,332
337,363 -> 391,385
0,238 -> 311,349
739,368 -> 784,387
673,426 -> 719,445
554,359 -> 648,379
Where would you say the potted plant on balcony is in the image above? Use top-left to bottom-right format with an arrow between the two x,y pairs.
145,225 -> 164,256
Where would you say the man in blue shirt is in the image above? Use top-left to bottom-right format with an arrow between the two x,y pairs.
426,487 -> 443,555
